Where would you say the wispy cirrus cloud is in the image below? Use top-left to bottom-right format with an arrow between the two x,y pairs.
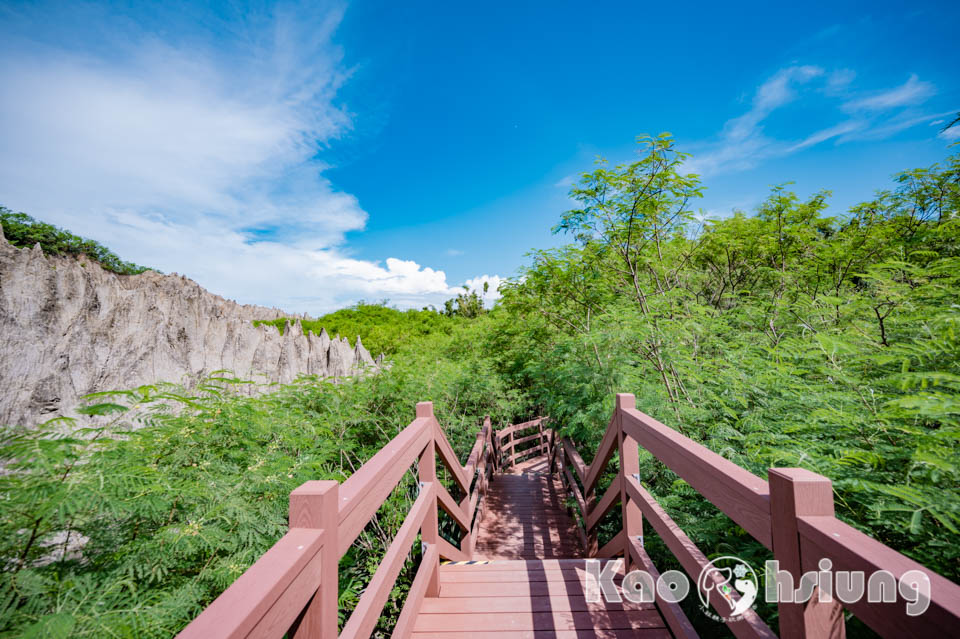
685,67 -> 950,178
722,65 -> 824,143
684,65 -> 823,175
941,124 -> 960,141
825,68 -> 856,94
788,120 -> 866,152
0,1 -> 475,313
842,74 -> 936,112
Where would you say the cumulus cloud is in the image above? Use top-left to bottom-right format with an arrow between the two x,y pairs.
0,2 -> 470,313
463,274 -> 504,306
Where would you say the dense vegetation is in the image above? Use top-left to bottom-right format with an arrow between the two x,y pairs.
0,327 -> 521,637
256,288 -> 491,356
255,302 -> 454,357
500,138 -> 959,570
492,137 -> 960,634
0,208 -> 152,275
1,138 -> 958,637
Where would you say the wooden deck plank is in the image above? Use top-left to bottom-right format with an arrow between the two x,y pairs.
412,454 -> 670,637
474,459 -> 579,561
438,568 -> 618,583
412,630 -> 672,639
419,596 -> 653,613
439,558 -> 619,570
413,610 -> 666,632
438,580 -> 600,598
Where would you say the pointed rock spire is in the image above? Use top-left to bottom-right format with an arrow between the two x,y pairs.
0,235 -> 382,425
354,335 -> 375,367
290,319 -> 304,338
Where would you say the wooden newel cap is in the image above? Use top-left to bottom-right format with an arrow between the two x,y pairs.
615,393 -> 636,410
291,479 -> 338,497
416,401 -> 434,418
769,468 -> 835,517
289,480 -> 338,529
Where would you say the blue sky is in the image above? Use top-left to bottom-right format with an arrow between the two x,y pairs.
1,1 -> 958,313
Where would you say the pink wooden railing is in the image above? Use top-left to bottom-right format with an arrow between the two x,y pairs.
494,416 -> 550,469
551,393 -> 960,639
178,393 -> 960,638
177,402 -> 495,639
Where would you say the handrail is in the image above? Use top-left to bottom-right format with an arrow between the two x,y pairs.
178,401 -> 498,639
796,514 -> 960,636
177,392 -> 960,638
550,393 -> 960,639
338,417 -> 432,556
621,404 -> 772,549
342,482 -> 436,638
175,527 -> 326,638
496,417 -> 550,469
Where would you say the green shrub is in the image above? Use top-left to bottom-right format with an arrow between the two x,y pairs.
0,320 -> 524,637
0,208 -> 152,275
258,302 -> 453,356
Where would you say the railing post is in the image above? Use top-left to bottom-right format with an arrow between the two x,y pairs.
538,419 -> 545,457
417,401 -> 440,595
289,480 -> 339,639
617,393 -> 643,570
769,468 -> 846,639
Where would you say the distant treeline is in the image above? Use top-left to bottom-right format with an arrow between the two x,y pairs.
0,207 -> 152,275
255,302 -> 453,357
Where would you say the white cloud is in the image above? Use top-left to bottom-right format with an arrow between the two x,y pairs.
843,74 -> 936,112
837,110 -> 957,143
788,120 -> 865,152
0,3 -> 463,313
826,69 -> 856,94
684,66 -> 823,176
722,65 -> 823,143
90,210 -> 458,311
940,126 -> 960,141
445,248 -> 464,256
685,67 -> 946,178
463,274 -> 504,306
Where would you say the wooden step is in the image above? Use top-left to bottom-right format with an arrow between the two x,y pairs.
414,559 -> 669,637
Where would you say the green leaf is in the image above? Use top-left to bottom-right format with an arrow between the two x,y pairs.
910,510 -> 923,535
22,614 -> 76,639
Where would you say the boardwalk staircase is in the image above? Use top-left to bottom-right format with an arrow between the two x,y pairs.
180,395 -> 960,638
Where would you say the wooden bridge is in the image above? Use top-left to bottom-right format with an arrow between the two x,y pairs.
179,394 -> 960,638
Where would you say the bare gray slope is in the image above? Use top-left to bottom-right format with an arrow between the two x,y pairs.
0,226 -> 377,426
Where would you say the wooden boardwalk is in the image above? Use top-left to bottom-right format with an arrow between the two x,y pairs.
412,559 -> 670,637
412,454 -> 670,636
473,455 -> 581,560
180,399 -> 960,639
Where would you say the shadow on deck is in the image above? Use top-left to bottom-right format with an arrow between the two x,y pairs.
412,454 -> 670,636
178,398 -> 960,639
